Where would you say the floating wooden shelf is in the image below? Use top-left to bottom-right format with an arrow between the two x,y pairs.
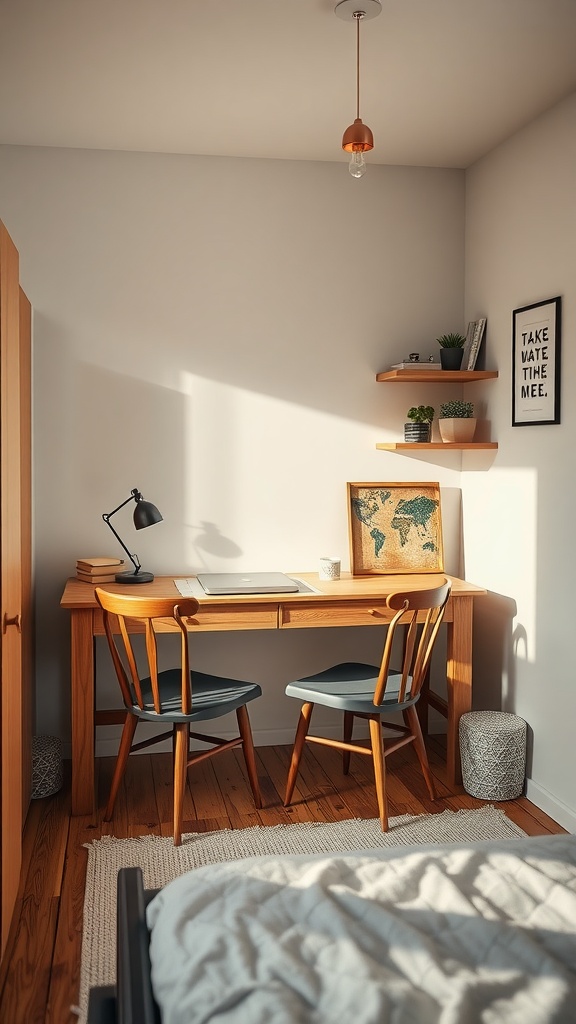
375,367 -> 499,455
376,442 -> 498,451
376,369 -> 499,383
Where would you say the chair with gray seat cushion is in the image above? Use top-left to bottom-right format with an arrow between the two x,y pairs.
95,588 -> 262,845
284,579 -> 451,831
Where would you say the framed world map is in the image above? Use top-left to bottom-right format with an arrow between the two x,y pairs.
347,482 -> 444,575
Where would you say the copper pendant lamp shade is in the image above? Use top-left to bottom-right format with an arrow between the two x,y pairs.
342,118 -> 374,153
335,0 -> 381,176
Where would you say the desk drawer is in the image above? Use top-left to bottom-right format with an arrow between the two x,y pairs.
280,600 -> 393,628
188,604 -> 278,631
93,605 -> 278,634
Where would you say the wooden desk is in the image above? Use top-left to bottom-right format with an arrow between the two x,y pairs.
60,572 -> 485,815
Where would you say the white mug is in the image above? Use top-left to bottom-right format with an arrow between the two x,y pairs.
319,556 -> 341,581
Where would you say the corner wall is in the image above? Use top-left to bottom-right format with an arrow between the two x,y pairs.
463,91 -> 576,831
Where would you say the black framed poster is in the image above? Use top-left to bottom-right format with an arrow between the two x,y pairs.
512,296 -> 561,426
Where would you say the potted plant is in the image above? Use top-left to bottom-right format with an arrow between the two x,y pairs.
438,400 -> 476,442
437,332 -> 466,370
405,405 -> 434,443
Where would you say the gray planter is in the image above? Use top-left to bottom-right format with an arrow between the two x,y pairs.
440,348 -> 464,370
404,423 -> 431,443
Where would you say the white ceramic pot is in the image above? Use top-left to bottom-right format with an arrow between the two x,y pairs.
438,417 -> 477,443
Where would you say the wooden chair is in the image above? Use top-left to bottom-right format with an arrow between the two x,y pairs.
284,579 -> 451,831
95,589 -> 262,845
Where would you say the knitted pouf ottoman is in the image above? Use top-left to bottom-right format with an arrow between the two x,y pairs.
459,711 -> 527,800
31,735 -> 63,799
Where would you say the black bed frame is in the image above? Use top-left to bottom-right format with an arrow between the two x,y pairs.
87,868 -> 161,1024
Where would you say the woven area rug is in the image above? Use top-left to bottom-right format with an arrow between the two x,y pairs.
78,806 -> 526,1021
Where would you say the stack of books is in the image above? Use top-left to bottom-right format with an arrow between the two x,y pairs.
76,557 -> 124,584
391,361 -> 442,370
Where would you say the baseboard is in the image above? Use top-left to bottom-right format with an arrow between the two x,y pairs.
525,779 -> 576,834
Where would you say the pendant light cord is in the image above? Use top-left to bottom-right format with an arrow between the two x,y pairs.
355,12 -> 363,120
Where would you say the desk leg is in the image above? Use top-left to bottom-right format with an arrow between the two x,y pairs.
446,596 -> 473,790
71,608 -> 96,815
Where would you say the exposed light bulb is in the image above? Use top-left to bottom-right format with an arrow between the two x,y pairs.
349,150 -> 367,178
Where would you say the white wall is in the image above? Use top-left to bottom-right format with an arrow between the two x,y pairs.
463,91 -> 576,831
0,146 -> 466,754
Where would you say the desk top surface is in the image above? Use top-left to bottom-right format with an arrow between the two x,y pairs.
61,572 -> 486,610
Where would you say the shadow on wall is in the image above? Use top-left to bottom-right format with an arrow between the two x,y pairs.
471,590 -> 518,713
470,593 -> 537,778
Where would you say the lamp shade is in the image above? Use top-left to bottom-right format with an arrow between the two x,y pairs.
133,497 -> 163,530
342,118 -> 374,153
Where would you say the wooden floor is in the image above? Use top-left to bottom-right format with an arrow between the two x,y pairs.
0,737 -> 565,1023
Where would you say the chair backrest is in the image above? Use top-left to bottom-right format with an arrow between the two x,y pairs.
95,588 -> 199,715
373,579 -> 451,706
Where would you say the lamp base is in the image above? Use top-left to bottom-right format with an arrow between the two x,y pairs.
114,570 -> 155,584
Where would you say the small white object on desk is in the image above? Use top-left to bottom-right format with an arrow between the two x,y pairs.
318,557 -> 341,581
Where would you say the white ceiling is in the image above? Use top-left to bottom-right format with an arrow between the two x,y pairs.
1,0 -> 576,169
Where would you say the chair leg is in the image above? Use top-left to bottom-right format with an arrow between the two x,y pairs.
416,664 -> 431,736
173,723 -> 190,846
236,704 -> 262,809
405,705 -> 436,801
343,711 -> 354,775
284,702 -> 314,806
104,713 -> 138,820
369,717 -> 388,832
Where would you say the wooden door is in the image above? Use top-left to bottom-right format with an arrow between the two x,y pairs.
0,220 -> 23,957
20,288 -> 32,816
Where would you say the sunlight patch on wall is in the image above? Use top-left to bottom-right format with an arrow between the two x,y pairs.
462,466 -> 537,661
177,371 -> 355,571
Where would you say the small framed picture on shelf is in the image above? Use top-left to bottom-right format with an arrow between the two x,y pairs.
462,318 -> 487,370
512,296 -> 561,426
347,482 -> 444,576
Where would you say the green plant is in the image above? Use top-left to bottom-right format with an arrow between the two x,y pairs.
437,332 -> 466,349
440,400 -> 474,419
407,405 -> 435,423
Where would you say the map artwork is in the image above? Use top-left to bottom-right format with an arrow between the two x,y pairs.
348,483 -> 444,574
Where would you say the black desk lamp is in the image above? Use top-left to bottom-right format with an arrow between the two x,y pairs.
102,488 -> 163,583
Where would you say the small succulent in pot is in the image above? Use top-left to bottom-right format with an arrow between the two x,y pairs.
440,400 -> 474,418
407,405 -> 435,423
437,332 -> 466,349
405,405 -> 434,443
437,332 -> 467,370
439,400 -> 476,442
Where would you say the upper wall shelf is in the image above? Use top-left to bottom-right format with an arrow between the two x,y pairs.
376,441 -> 498,451
376,369 -> 499,383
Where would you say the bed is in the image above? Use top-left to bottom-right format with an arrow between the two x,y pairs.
87,832 -> 576,1023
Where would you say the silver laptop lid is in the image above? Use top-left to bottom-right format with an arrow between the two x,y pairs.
197,572 -> 299,595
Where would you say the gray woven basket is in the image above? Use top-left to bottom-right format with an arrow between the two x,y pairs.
459,711 -> 526,801
31,735 -> 63,799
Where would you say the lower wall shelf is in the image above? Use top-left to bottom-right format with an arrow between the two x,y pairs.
376,442 -> 498,451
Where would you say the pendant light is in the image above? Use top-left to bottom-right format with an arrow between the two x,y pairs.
335,0 -> 382,178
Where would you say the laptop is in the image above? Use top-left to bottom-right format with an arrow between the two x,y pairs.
196,572 -> 300,595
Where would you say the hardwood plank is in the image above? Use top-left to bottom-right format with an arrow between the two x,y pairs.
514,796 -> 569,835
123,755 -> 162,838
0,785 -> 70,1023
187,751 -> 229,821
46,815 -> 91,1024
210,749 -> 261,829
255,745 -> 328,824
150,750 -> 197,830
